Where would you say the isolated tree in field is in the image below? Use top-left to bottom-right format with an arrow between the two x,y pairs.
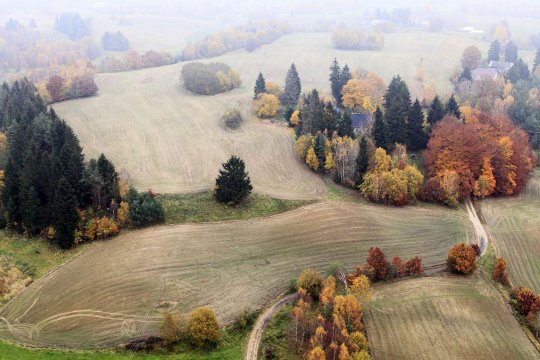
372,107 -> 386,148
339,343 -> 350,360
51,177 -> 79,249
283,63 -> 301,106
461,46 -> 482,70
504,41 -> 518,63
159,311 -> 182,344
488,40 -> 501,62
355,136 -> 369,185
406,99 -> 427,150
447,243 -> 477,274
297,269 -> 323,299
367,247 -> 388,281
427,95 -> 445,126
445,94 -> 461,119
215,155 -> 252,204
188,307 -> 220,348
492,257 -> 509,285
254,72 -> 266,99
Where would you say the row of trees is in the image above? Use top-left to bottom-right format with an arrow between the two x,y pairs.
332,29 -> 384,51
54,12 -> 90,41
98,50 -> 174,73
158,307 -> 220,349
181,62 -> 241,95
101,31 -> 130,52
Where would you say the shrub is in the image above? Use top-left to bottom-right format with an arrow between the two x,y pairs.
254,93 -> 279,118
512,287 -> 538,316
102,31 -> 129,51
215,155 -> 253,204
159,311 -> 183,344
447,243 -> 477,274
127,187 -> 165,227
222,108 -> 244,130
404,256 -> 424,276
492,257 -> 510,285
187,307 -> 220,349
367,247 -> 388,281
297,269 -> 323,299
181,62 -> 241,95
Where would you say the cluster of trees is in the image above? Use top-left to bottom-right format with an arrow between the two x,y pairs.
510,286 -> 540,335
341,72 -> 386,113
125,188 -> 164,228
0,256 -> 31,302
423,113 -> 535,206
158,307 -> 220,349
42,70 -> 98,103
101,31 -> 130,52
289,269 -> 372,360
348,247 -> 424,282
332,29 -> 384,51
181,20 -> 290,60
329,59 -> 351,107
98,50 -> 174,73
54,12 -> 90,40
181,62 -> 241,95
214,155 -> 252,205
252,72 -> 283,118
221,108 -> 244,130
446,243 -> 480,275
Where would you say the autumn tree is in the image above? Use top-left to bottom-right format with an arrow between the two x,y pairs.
254,72 -> 266,99
447,243 -> 477,274
367,247 -> 388,281
283,63 -> 302,106
342,72 -> 385,113
187,307 -> 220,348
488,40 -> 501,62
349,274 -> 372,305
511,287 -> 539,316
461,46 -> 482,70
308,346 -> 326,360
321,276 -> 336,305
255,93 -> 279,118
404,257 -> 424,276
492,257 -> 510,285
159,311 -> 183,344
474,157 -> 496,198
297,269 -> 323,299
215,155 -> 253,204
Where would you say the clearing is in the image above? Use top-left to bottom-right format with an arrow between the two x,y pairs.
0,200 -> 471,349
364,275 -> 539,360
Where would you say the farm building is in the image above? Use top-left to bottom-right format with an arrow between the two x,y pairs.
472,61 -> 514,81
351,113 -> 371,134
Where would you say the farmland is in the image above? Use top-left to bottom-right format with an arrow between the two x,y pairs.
0,200 -> 472,349
364,275 -> 539,360
481,171 -> 540,292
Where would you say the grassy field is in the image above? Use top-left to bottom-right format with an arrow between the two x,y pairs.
364,275 -> 539,360
481,171 -> 540,292
0,200 -> 472,349
53,31 -> 495,199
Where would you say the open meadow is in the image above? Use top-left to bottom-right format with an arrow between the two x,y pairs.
0,200 -> 472,349
364,275 -> 539,360
481,171 -> 540,292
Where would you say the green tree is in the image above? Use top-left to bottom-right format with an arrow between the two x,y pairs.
504,41 -> 518,63
445,94 -> 461,119
215,155 -> 253,204
96,154 -> 119,209
459,67 -> 472,81
51,177 -> 79,249
282,63 -> 301,106
487,40 -> 501,62
329,58 -> 342,105
407,99 -> 427,150
298,89 -> 323,135
427,95 -> 445,126
127,188 -> 165,228
314,133 -> 326,171
253,72 -> 266,99
339,64 -> 352,105
356,136 -> 369,185
372,107 -> 386,148
384,76 -> 410,145
337,110 -> 354,138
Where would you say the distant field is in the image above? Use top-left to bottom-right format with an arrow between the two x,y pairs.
364,275 -> 539,360
481,171 -> 540,292
54,32 -> 495,198
0,200 -> 471,349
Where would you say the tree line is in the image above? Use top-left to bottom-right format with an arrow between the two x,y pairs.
181,62 -> 241,95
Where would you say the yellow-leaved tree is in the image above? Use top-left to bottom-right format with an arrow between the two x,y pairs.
255,93 -> 279,118
306,146 -> 319,171
348,275 -> 372,306
187,307 -> 220,348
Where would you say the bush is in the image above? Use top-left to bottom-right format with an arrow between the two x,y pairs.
254,93 -> 279,118
127,187 -> 165,227
181,62 -> 241,95
102,31 -> 129,51
159,311 -> 183,344
511,287 -> 538,316
187,307 -> 220,349
493,257 -> 509,285
215,155 -> 253,204
367,247 -> 388,281
297,269 -> 323,299
222,108 -> 244,130
447,243 -> 477,274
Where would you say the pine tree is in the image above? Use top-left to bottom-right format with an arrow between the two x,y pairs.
329,58 -> 342,105
504,41 -> 518,63
459,67 -> 472,81
487,40 -> 501,62
283,63 -> 301,106
372,106 -> 386,148
407,99 -> 427,150
339,64 -> 352,106
314,133 -> 326,171
51,177 -> 79,249
96,154 -> 119,210
445,94 -> 461,119
384,76 -> 410,146
215,155 -> 253,204
427,95 -> 445,126
298,89 -> 323,135
356,136 -> 369,185
322,102 -> 339,134
337,110 -> 354,138
516,58 -> 530,80
534,48 -> 540,70
253,72 -> 266,99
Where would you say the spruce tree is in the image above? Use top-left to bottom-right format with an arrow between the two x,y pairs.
284,107 -> 294,125
298,89 -> 322,135
253,72 -> 266,99
355,136 -> 369,185
329,58 -> 342,105
383,76 -> 410,146
516,58 -> 530,80
487,40 -> 501,62
504,41 -> 518,63
339,65 -> 352,105
459,67 -> 472,81
215,155 -> 253,204
96,154 -> 119,209
337,110 -> 354,138
372,107 -> 386,148
322,102 -> 339,134
283,63 -> 301,107
534,48 -> 540,70
445,94 -> 461,119
407,99 -> 427,151
427,95 -> 445,126
51,177 -> 79,249
314,133 -> 326,170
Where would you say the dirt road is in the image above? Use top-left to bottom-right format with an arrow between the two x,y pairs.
465,198 -> 488,255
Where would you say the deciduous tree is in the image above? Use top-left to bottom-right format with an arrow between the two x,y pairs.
187,307 -> 220,348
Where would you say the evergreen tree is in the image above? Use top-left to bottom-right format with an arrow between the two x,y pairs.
372,107 -> 386,148
427,95 -> 445,126
126,187 -> 165,228
355,136 -> 369,185
329,58 -> 342,105
516,58 -> 530,80
284,107 -> 294,125
339,65 -> 352,105
534,48 -> 540,70
383,76 -> 410,145
337,110 -> 354,138
298,89 -> 323,135
51,177 -> 79,249
407,99 -> 427,150
487,40 -> 501,62
459,67 -> 472,81
215,155 -> 253,204
282,63 -> 301,106
314,133 -> 326,170
504,41 -> 518,63
253,72 -> 266,99
445,94 -> 461,119
322,102 -> 339,134
96,154 -> 119,209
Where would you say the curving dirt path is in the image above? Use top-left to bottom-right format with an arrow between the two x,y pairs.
245,293 -> 296,360
465,198 -> 488,255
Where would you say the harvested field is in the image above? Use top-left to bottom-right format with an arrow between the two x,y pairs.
481,172 -> 540,292
0,201 -> 472,349
364,276 -> 539,360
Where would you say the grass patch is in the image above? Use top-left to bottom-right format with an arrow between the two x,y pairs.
258,303 -> 299,360
479,241 -> 496,276
0,328 -> 247,360
157,192 -> 314,224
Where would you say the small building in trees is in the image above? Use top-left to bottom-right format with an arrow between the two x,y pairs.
488,60 -> 514,74
471,68 -> 499,81
351,113 -> 371,134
